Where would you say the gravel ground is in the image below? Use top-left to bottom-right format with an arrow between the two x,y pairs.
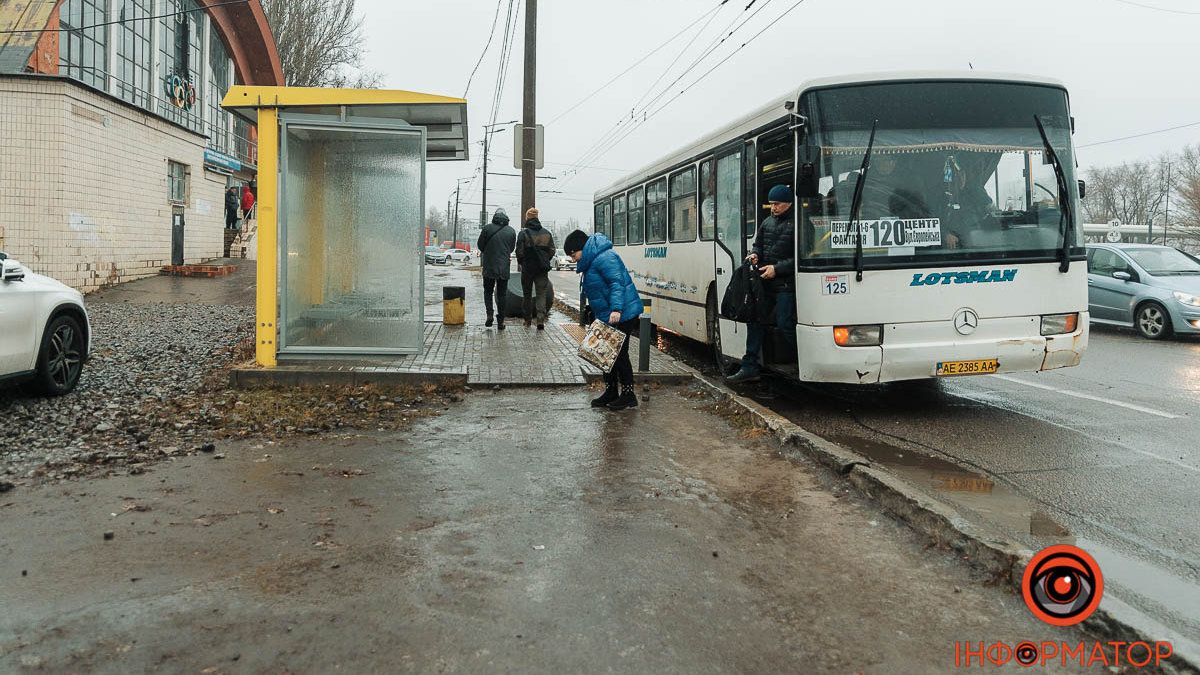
0,300 -> 449,488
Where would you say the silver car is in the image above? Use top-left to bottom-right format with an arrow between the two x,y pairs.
1086,243 -> 1200,339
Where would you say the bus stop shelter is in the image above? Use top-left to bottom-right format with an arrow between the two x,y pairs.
222,86 -> 468,367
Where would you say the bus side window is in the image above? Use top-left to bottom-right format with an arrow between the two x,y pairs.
594,201 -> 607,239
668,167 -> 697,243
744,140 -> 756,238
715,150 -> 743,250
699,159 -> 715,241
612,194 -> 628,246
627,186 -> 645,245
646,178 -> 668,244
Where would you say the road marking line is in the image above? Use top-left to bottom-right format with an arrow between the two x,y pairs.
993,375 -> 1181,419
950,389 -> 1200,473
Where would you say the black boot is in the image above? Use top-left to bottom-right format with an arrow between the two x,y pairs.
591,375 -> 619,408
606,384 -> 639,410
485,312 -> 494,328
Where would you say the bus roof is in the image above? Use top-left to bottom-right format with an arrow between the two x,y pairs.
594,70 -> 1068,200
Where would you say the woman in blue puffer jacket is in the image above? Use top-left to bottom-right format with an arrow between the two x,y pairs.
563,229 -> 644,410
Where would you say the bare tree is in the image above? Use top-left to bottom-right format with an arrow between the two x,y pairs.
1170,143 -> 1200,251
1081,155 -> 1171,227
426,206 -> 445,233
260,0 -> 382,88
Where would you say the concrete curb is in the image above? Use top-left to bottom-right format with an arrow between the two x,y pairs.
230,368 -> 468,389
686,371 -> 1196,673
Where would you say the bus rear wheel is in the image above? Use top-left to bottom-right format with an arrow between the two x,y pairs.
707,288 -> 735,376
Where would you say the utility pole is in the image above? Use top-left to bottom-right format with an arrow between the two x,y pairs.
521,0 -> 537,218
480,133 -> 489,230
453,184 -> 461,249
480,121 -> 516,230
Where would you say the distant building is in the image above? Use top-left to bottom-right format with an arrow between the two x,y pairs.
0,0 -> 283,292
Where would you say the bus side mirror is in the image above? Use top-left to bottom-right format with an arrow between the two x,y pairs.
1077,180 -> 1086,200
797,162 -> 819,199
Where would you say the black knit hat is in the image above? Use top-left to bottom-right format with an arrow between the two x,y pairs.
563,229 -> 589,256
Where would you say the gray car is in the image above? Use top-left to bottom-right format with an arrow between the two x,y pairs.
1086,243 -> 1200,339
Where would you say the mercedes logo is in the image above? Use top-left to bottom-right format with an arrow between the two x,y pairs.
953,308 -> 979,335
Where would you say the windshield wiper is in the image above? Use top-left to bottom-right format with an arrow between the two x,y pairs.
847,119 -> 878,282
1034,115 -> 1075,273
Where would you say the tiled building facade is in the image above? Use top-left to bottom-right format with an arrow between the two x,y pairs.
0,0 -> 282,292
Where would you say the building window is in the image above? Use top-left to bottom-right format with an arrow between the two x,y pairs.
114,0 -> 152,108
158,0 -> 203,131
206,28 -> 233,153
168,161 -> 189,204
59,0 -> 109,90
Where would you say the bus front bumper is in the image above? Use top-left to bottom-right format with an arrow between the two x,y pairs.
795,314 -> 1089,384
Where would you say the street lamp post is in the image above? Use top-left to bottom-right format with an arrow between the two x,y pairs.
480,121 -> 517,230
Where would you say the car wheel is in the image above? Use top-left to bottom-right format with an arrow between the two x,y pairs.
1135,301 -> 1172,340
30,314 -> 85,396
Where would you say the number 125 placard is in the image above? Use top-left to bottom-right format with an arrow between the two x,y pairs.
821,274 -> 848,295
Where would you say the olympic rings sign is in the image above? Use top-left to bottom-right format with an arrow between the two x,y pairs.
164,74 -> 197,111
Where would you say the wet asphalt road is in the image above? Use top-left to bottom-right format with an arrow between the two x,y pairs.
626,290 -> 1200,659
1,388 -> 1092,673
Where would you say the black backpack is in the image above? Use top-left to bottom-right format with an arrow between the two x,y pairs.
720,262 -> 774,324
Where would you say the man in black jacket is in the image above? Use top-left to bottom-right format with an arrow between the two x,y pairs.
727,184 -> 796,384
477,208 -> 517,329
515,207 -> 555,330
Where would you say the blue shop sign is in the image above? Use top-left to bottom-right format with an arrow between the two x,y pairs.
204,149 -> 241,172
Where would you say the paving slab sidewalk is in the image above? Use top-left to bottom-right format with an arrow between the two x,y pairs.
232,265 -> 691,388
0,385 -> 1092,673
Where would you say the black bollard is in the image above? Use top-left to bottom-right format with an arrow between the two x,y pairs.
638,299 -> 652,372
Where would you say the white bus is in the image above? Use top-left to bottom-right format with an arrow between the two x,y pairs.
594,71 -> 1088,384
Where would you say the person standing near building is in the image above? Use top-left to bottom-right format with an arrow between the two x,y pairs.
477,208 -> 516,330
515,207 -> 555,330
240,182 -> 256,221
563,229 -> 644,410
726,184 -> 796,384
223,186 -> 241,257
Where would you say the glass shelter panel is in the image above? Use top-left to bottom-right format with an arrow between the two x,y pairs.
282,123 -> 425,354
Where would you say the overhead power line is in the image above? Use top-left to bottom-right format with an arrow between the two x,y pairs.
560,0 -> 782,187
562,0 -> 811,189
462,0 -> 507,98
545,1 -> 728,127
1109,0 -> 1200,15
0,0 -> 251,34
1078,120 -> 1200,148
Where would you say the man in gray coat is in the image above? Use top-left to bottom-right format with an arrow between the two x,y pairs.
477,208 -> 517,330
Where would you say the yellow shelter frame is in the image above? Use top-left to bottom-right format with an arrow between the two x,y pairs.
221,86 -> 468,367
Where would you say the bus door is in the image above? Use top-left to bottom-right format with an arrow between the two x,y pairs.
714,146 -> 748,361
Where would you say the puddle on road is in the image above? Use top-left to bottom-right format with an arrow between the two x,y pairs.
826,434 -> 1074,541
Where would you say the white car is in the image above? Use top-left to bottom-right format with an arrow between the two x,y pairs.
0,252 -> 90,395
445,248 -> 471,263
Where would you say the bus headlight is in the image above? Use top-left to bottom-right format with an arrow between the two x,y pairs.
1172,291 -> 1200,307
1040,313 -> 1079,336
833,324 -> 883,347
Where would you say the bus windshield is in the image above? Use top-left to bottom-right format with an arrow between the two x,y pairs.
799,81 -> 1083,268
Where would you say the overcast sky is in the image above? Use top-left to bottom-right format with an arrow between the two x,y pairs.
356,0 -> 1200,229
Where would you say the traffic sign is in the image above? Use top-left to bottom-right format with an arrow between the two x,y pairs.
513,124 -> 544,170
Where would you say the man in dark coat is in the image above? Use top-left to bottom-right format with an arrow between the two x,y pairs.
223,186 -> 241,257
515,207 -> 555,330
477,208 -> 517,329
727,184 -> 797,383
